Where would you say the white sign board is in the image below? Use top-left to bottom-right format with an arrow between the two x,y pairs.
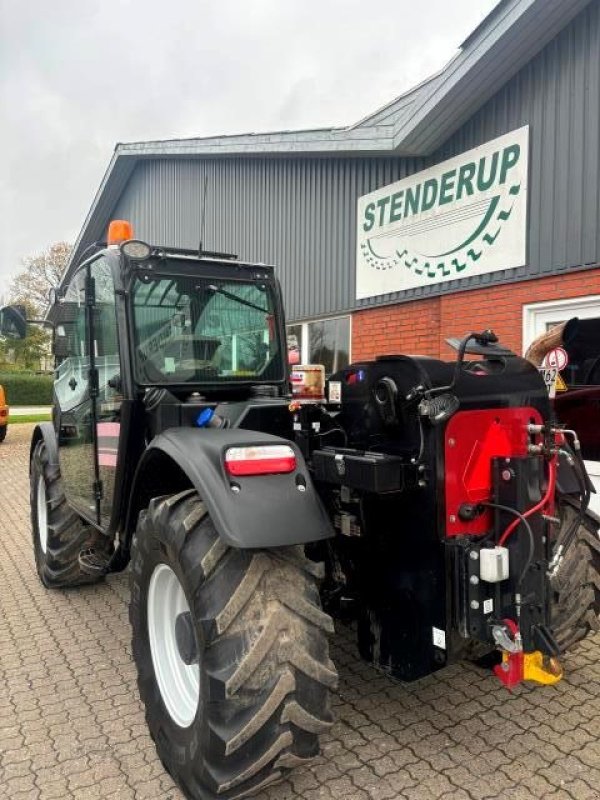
539,367 -> 558,399
356,126 -> 529,300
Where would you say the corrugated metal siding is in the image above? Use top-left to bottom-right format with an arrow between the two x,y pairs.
112,155 -> 425,320
432,0 -> 600,289
111,0 -> 600,321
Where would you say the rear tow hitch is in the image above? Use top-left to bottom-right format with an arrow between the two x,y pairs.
491,620 -> 563,689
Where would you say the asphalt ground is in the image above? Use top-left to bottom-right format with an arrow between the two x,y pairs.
1,423 -> 599,800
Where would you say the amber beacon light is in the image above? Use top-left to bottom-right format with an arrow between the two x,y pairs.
107,219 -> 134,245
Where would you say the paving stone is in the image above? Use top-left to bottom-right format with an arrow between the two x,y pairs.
1,423 -> 600,800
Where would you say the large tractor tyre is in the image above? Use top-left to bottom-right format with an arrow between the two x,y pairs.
130,490 -> 337,800
0,425 -> 7,442
30,439 -> 107,588
551,498 -> 600,652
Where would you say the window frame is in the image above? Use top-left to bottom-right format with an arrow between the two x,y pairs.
129,269 -> 286,387
286,314 -> 352,373
522,295 -> 600,352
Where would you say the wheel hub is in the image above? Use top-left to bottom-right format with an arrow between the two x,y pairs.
147,564 -> 200,728
175,611 -> 199,665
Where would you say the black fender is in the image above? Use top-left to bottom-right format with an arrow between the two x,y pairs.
29,422 -> 58,473
125,427 -> 334,549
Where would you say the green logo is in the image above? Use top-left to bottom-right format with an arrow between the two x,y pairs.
359,142 -> 522,280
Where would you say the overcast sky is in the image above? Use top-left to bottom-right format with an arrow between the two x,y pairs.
0,0 -> 497,287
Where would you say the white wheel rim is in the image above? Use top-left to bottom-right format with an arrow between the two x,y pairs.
147,563 -> 200,728
37,476 -> 48,555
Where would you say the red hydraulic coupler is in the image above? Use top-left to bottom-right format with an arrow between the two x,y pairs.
493,619 -> 524,689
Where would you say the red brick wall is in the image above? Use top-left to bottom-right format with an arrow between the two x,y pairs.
352,268 -> 600,361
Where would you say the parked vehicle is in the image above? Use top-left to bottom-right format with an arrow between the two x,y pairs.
0,384 -> 8,442
523,317 -> 600,516
1,220 -> 598,800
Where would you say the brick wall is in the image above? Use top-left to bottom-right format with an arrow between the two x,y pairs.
352,267 -> 600,361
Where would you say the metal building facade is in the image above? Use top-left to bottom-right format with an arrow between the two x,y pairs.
105,0 -> 600,323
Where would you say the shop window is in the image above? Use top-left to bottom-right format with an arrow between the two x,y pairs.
286,316 -> 350,375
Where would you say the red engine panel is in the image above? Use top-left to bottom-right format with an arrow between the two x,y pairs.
444,407 -> 543,537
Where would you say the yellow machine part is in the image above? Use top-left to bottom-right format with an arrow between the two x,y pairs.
523,651 -> 563,685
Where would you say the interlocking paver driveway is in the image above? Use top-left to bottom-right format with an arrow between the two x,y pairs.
1,424 -> 599,800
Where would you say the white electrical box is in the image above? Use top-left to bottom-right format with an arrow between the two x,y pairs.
480,547 -> 510,583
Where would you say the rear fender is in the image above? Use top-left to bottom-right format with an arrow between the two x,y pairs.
29,423 -> 58,473
126,428 -> 334,549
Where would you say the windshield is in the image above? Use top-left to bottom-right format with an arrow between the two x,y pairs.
131,274 -> 284,384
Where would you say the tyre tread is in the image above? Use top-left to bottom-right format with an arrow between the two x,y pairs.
130,491 -> 336,800
551,499 -> 600,651
31,440 -> 108,588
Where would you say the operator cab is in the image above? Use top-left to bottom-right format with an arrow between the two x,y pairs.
27,221 -> 292,535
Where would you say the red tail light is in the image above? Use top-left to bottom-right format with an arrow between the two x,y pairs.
224,445 -> 297,476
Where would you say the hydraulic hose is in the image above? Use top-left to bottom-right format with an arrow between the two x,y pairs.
549,449 -> 590,576
498,456 -> 557,546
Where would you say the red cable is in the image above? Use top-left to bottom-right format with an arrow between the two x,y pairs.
498,456 -> 557,546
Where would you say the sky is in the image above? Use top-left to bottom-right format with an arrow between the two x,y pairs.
0,0 -> 498,288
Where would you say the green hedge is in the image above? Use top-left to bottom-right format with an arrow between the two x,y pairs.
0,373 -> 53,405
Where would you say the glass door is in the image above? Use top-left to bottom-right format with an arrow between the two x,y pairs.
90,258 -> 123,527
54,267 -> 97,521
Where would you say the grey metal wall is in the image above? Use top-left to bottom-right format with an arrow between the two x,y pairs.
112,0 -> 600,322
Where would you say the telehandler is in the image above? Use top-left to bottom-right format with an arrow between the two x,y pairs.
1,219 -> 598,800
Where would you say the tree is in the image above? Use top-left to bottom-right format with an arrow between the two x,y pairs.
9,241 -> 72,316
0,241 -> 72,370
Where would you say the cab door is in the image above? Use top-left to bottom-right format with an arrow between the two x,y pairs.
54,266 -> 97,521
89,257 -> 124,527
54,257 -> 124,527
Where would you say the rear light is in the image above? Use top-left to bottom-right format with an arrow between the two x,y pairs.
0,409 -> 7,418
224,445 -> 296,476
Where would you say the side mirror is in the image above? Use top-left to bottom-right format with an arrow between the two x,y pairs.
0,305 -> 27,339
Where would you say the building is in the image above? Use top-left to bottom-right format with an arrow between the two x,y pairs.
67,0 -> 600,376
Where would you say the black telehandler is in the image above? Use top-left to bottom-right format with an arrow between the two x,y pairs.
1,220 -> 598,800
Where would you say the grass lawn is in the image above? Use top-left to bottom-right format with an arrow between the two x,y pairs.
7,414 -> 52,425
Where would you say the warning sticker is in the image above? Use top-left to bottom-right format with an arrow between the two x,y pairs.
432,627 -> 446,650
555,373 -> 568,392
328,381 -> 342,404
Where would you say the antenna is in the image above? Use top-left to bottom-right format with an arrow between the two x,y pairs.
198,175 -> 208,256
